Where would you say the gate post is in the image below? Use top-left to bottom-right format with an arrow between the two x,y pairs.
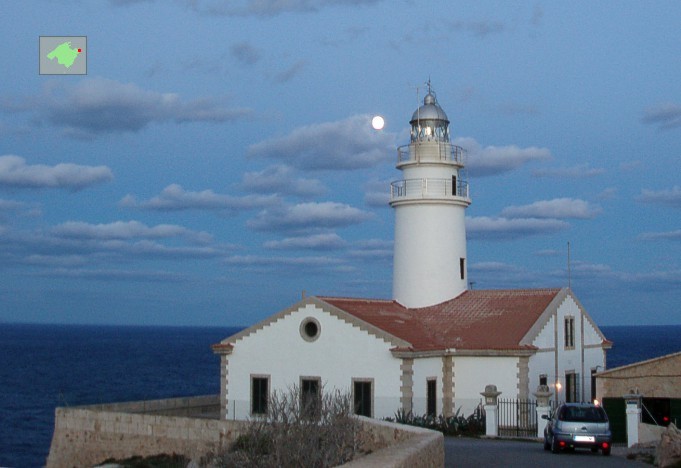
481,384 -> 501,437
534,385 -> 553,439
624,390 -> 643,448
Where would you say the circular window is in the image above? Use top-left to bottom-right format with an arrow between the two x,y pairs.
300,317 -> 321,342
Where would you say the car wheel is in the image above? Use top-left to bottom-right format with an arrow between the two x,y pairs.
551,436 -> 560,454
543,435 -> 551,451
602,447 -> 611,456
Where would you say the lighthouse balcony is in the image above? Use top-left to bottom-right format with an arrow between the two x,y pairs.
397,143 -> 466,167
390,178 -> 470,203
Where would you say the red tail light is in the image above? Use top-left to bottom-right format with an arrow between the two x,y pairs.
559,441 -> 566,447
602,442 -> 609,449
663,416 -> 670,423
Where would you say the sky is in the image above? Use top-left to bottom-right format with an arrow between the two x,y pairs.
1,1 -> 680,327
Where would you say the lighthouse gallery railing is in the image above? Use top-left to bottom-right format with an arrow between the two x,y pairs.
390,178 -> 469,201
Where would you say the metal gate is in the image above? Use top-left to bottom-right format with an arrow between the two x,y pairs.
498,398 -> 538,438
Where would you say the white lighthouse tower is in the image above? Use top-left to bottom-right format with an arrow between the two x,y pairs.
390,83 -> 471,308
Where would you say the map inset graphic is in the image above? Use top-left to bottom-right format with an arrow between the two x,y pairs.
40,36 -> 87,75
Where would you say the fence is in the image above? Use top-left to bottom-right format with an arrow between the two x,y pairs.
497,398 -> 549,438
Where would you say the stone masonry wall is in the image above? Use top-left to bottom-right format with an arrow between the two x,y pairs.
46,397 -> 248,468
597,354 -> 681,399
46,396 -> 444,468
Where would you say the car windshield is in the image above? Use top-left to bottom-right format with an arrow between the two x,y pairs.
560,406 -> 608,422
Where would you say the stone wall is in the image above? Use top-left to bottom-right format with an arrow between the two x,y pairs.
597,352 -> 681,399
346,417 -> 444,468
46,396 -> 247,468
46,396 -> 444,468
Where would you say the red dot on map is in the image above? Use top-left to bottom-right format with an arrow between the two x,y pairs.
78,49 -> 82,53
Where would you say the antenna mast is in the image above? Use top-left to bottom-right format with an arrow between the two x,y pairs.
567,241 -> 571,289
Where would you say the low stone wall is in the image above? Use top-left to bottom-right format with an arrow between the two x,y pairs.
346,417 -> 444,468
46,395 -> 444,468
639,422 -> 666,445
46,396 -> 247,468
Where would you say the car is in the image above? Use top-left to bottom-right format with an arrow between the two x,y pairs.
543,403 -> 612,456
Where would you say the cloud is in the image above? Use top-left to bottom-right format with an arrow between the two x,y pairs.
621,270 -> 681,288
597,188 -> 617,200
637,186 -> 681,208
454,137 -> 551,177
224,255 -> 345,269
183,0 -> 382,17
247,201 -> 372,232
240,165 -> 326,197
51,220 -> 212,243
466,216 -> 569,240
641,102 -> 681,130
500,198 -> 601,219
230,41 -> 261,65
33,268 -> 186,282
9,78 -> 252,138
532,163 -> 605,178
534,249 -> 561,257
448,19 -> 505,38
638,230 -> 681,241
0,155 -> 113,190
0,198 -> 25,211
363,179 -> 390,207
120,184 -> 280,212
273,60 -> 307,83
0,224 -> 229,263
347,238 -> 393,260
263,232 -> 347,250
248,114 -> 396,170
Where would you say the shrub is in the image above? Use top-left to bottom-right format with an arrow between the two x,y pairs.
211,386 -> 360,468
385,405 -> 485,437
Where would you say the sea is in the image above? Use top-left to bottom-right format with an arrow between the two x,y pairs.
1,323 -> 680,468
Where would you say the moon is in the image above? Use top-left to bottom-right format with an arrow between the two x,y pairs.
371,115 -> 385,130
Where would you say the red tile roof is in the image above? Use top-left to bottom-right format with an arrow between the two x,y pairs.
320,289 -> 563,351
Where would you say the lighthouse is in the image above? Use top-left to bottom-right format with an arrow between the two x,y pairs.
390,83 -> 471,308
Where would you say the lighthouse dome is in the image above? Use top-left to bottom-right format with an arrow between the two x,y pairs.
409,90 -> 450,142
410,92 -> 449,123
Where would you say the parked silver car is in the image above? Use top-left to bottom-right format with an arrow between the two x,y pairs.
543,403 -> 612,456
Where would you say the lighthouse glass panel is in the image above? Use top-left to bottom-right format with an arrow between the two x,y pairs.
411,120 -> 449,142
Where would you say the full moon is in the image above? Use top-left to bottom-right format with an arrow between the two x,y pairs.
371,115 -> 385,130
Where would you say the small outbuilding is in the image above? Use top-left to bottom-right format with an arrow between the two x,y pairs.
596,350 -> 681,432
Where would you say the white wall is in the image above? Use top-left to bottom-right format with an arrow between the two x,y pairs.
453,356 -> 519,415
226,303 -> 402,420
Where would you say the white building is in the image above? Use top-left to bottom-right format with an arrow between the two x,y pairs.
213,85 -> 611,421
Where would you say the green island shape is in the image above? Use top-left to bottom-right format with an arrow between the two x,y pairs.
46,42 -> 80,69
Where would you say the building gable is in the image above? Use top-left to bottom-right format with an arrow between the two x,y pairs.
218,296 -> 410,349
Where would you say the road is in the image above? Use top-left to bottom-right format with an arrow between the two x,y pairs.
444,437 -> 648,467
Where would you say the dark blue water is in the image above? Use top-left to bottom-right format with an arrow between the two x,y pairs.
0,324 -> 679,467
0,324 -> 241,468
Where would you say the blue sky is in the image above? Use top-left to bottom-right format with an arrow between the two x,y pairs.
1,1 -> 680,327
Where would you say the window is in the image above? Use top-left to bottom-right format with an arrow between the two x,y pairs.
459,258 -> 465,280
353,380 -> 372,417
539,374 -> 547,387
452,176 -> 457,196
301,378 -> 321,419
565,372 -> 578,403
299,317 -> 321,342
427,379 -> 437,417
591,368 -> 598,402
564,317 -> 575,349
251,376 -> 269,415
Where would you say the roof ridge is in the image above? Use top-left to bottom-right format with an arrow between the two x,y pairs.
318,295 -> 396,303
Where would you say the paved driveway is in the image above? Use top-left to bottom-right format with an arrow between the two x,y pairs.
445,437 -> 647,467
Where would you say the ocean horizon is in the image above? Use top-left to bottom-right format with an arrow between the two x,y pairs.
1,323 -> 680,467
